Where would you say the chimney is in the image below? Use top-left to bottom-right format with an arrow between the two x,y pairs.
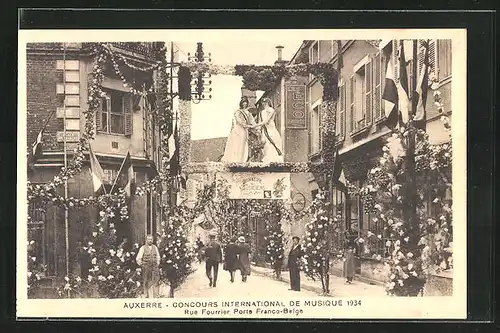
276,45 -> 284,61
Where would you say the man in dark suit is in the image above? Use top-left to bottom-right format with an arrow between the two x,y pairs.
288,236 -> 303,291
204,233 -> 222,288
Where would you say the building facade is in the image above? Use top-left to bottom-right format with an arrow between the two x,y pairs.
27,42 -> 164,279
301,39 -> 453,283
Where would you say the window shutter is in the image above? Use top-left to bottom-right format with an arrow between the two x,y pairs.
418,40 -> 426,74
318,104 -> 323,149
365,59 -> 372,125
349,75 -> 355,132
373,52 -> 382,120
96,98 -> 102,131
339,82 -> 346,137
427,40 -> 437,78
392,40 -> 399,82
124,95 -> 133,136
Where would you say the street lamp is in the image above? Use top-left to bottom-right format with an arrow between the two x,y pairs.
187,42 -> 213,104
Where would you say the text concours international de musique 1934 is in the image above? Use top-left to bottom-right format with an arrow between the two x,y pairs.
122,299 -> 363,316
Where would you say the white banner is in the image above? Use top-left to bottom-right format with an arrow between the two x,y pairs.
216,172 -> 291,200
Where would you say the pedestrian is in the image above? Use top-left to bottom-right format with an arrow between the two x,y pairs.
223,237 -> 239,283
287,236 -> 303,291
237,236 -> 251,282
204,233 -> 222,288
195,236 -> 204,264
136,234 -> 161,298
343,246 -> 356,284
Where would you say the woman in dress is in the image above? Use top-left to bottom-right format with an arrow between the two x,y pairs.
221,96 -> 258,163
255,98 -> 284,163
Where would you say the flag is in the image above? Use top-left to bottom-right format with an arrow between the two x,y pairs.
414,40 -> 430,130
382,60 -> 399,129
89,145 -> 106,195
30,109 -> 57,159
397,40 -> 411,125
31,129 -> 43,157
332,149 -> 346,192
112,151 -> 134,197
169,118 -> 180,176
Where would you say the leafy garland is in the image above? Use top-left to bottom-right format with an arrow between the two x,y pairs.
181,61 -> 339,102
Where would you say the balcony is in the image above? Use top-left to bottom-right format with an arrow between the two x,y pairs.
111,42 -> 158,58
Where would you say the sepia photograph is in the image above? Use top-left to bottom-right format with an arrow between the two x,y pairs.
17,29 -> 466,319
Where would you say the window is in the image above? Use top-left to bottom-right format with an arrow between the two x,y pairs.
437,39 -> 452,79
310,104 -> 322,154
97,89 -> 133,135
350,59 -> 371,133
319,40 -> 333,62
310,42 -> 319,64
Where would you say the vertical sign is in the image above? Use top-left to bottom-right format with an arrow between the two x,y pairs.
285,85 -> 306,129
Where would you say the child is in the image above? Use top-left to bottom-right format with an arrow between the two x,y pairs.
343,247 -> 355,284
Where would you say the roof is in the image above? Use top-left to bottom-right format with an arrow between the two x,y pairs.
190,137 -> 228,162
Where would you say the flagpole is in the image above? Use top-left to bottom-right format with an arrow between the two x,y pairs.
407,39 -> 419,236
62,43 -> 70,290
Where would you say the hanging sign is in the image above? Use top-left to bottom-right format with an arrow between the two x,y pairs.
216,172 -> 290,200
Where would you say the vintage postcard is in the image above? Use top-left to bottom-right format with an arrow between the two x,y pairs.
17,28 -> 466,319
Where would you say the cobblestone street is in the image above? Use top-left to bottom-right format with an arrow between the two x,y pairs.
168,263 -> 318,298
165,263 -> 385,298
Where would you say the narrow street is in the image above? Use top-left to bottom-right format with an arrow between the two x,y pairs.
169,263 -> 318,298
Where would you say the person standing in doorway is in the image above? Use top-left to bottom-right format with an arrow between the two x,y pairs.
136,234 -> 161,298
223,237 -> 239,283
288,236 -> 303,291
237,236 -> 251,282
204,233 -> 222,288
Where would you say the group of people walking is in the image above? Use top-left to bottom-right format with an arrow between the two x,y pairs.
131,233 -> 358,298
198,234 -> 252,287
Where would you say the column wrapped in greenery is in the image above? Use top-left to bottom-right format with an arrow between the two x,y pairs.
158,207 -> 196,298
300,191 -> 338,295
264,200 -> 286,279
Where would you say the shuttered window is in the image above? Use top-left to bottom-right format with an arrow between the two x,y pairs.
373,52 -> 383,121
364,59 -> 373,125
349,75 -> 355,133
418,40 -> 438,79
338,81 -> 346,138
97,89 -> 133,135
437,39 -> 452,79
